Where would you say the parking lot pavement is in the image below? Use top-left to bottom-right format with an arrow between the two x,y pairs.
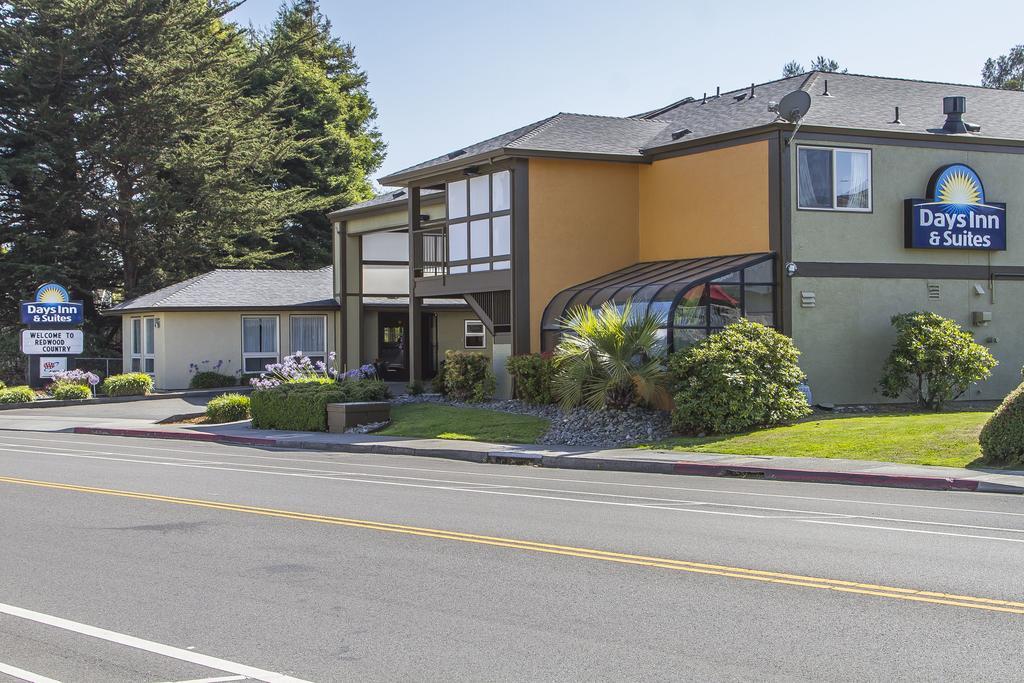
0,397 -> 209,433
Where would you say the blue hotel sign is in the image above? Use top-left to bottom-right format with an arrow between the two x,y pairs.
905,164 -> 1006,250
20,283 -> 84,325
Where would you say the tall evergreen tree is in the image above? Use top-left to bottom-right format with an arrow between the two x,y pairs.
982,45 -> 1024,90
0,0 -> 315,341
252,0 -> 385,268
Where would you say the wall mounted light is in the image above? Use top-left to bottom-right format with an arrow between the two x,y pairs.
785,262 -> 798,277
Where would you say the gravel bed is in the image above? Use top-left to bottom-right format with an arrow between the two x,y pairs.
390,393 -> 673,447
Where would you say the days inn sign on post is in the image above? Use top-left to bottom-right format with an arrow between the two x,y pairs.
905,164 -> 1007,250
19,283 -> 85,388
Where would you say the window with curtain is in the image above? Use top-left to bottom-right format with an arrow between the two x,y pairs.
464,320 -> 486,348
143,317 -> 156,373
130,318 -> 142,372
242,316 -> 278,373
798,146 -> 871,211
290,315 -> 327,364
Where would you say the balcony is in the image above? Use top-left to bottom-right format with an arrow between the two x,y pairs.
413,227 -> 511,297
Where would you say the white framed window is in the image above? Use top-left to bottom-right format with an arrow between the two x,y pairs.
464,320 -> 486,349
290,315 -> 327,364
130,318 -> 142,372
442,169 -> 513,275
242,316 -> 279,373
143,316 -> 156,374
797,146 -> 872,211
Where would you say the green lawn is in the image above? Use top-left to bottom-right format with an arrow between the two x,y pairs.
643,412 -> 991,468
376,403 -> 550,444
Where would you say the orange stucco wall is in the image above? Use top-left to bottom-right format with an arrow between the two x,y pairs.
527,158 -> 639,351
638,140 -> 770,260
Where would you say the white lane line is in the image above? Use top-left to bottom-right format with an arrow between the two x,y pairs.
4,447 -> 1024,544
4,432 -> 1023,516
0,661 -> 62,683
156,676 -> 247,683
4,445 -> 1024,537
799,519 -> 1024,544
0,603 -> 309,683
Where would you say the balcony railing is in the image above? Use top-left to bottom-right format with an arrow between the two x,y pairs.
414,228 -> 511,279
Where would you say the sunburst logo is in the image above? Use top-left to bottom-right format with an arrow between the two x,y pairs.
932,164 -> 985,208
35,283 -> 70,303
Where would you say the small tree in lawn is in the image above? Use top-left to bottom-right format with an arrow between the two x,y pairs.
879,312 -> 996,411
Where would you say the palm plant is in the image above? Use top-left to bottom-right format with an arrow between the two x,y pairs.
552,299 -> 667,411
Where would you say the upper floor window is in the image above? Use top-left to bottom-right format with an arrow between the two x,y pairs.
445,170 -> 512,273
797,146 -> 871,211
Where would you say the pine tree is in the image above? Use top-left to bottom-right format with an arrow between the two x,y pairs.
252,0 -> 385,268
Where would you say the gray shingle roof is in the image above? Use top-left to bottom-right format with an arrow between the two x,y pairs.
330,187 -> 443,218
376,72 -> 1024,187
109,267 -> 335,312
379,113 -> 671,183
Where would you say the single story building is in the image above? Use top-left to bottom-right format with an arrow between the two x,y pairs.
113,71 -> 1024,404
107,266 -> 490,390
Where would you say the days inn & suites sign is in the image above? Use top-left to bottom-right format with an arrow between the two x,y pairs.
20,283 -> 84,324
905,164 -> 1007,250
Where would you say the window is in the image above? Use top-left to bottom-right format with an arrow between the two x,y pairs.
290,315 -> 327,364
242,316 -> 278,373
130,318 -> 142,372
441,170 -> 512,275
464,320 -> 486,349
143,317 -> 156,374
797,146 -> 871,211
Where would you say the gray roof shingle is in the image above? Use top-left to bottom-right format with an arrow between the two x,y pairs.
109,267 -> 336,312
374,72 -> 1024,187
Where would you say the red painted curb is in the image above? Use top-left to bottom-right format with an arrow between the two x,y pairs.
72,427 -> 278,448
672,461 -> 979,492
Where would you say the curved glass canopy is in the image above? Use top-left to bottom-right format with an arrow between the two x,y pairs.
540,253 -> 776,353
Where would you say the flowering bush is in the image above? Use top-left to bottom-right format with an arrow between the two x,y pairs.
249,352 -> 377,391
50,369 -> 100,388
189,360 -> 238,389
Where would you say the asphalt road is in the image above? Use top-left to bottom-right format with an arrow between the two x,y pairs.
1,429 -> 1022,681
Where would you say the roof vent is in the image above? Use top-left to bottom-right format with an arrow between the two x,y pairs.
391,190 -> 406,199
447,149 -> 466,160
942,96 -> 981,133
891,106 -> 902,125
821,79 -> 832,97
670,128 -> 692,140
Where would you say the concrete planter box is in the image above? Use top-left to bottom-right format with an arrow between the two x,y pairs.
326,401 -> 390,432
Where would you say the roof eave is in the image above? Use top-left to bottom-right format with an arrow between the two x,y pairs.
104,303 -> 339,316
378,150 -> 515,187
327,191 -> 445,220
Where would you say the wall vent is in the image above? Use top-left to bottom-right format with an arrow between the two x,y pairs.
927,282 -> 941,300
800,291 -> 816,308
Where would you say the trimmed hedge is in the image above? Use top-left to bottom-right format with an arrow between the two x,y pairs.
979,382 -> 1024,467
190,371 -> 237,389
101,372 -> 153,396
52,383 -> 91,400
0,385 -> 35,403
439,350 -> 495,402
206,393 -> 251,423
668,320 -> 811,435
506,353 -> 556,405
250,379 -> 390,431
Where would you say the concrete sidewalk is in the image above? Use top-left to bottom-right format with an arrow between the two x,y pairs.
65,419 -> 1024,495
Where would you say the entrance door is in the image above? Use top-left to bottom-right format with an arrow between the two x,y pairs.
377,312 -> 408,381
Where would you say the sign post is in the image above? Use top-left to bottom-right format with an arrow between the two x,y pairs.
19,283 -> 85,388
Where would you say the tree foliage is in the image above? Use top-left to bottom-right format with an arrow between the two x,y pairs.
0,0 -> 382,344
979,381 -> 1024,467
982,44 -> 1024,90
552,300 -> 667,411
782,56 -> 846,77
878,312 -> 997,411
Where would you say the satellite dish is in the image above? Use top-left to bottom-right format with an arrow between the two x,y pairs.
775,90 -> 811,123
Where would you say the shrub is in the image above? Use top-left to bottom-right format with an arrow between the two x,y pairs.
190,371 -> 237,389
978,382 -> 1024,467
101,372 -> 153,397
552,300 -> 666,410
52,383 -> 91,400
250,379 -> 390,431
879,312 -> 997,411
50,369 -> 100,389
0,385 -> 36,403
0,380 -> 6,390
247,351 -> 369,390
668,320 -> 811,435
206,393 -> 251,423
440,350 -> 495,402
506,353 -> 556,405
406,380 -> 424,396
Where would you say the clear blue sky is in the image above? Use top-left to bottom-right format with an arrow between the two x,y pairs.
230,0 -> 1024,184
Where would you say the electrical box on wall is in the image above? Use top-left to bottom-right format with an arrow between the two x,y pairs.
972,311 -> 992,326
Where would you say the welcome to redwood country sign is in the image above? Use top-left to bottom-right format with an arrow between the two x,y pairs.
21,329 -> 83,355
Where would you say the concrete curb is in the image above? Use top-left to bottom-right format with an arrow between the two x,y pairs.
1,387 -> 250,411
69,426 -> 1024,495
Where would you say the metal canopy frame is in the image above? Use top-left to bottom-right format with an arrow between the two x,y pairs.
540,252 -> 777,353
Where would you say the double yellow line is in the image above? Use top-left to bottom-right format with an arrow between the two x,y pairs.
3,474 -> 1022,616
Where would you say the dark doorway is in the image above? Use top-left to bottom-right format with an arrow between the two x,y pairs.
376,311 -> 437,382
